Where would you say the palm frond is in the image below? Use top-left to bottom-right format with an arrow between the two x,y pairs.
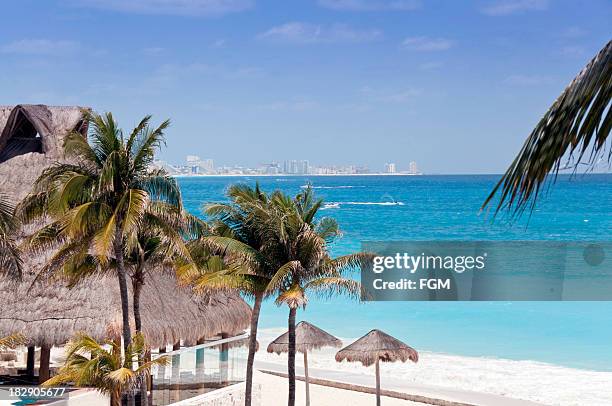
126,115 -> 152,156
138,170 -> 182,208
131,119 -> 170,174
267,260 -> 300,293
63,130 -> 100,166
275,284 -> 307,309
0,194 -> 22,280
483,40 -> 612,215
0,333 -> 25,350
119,189 -> 149,237
304,276 -> 361,301
316,217 -> 340,243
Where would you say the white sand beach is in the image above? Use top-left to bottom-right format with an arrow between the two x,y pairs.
255,328 -> 612,406
254,370 -> 425,406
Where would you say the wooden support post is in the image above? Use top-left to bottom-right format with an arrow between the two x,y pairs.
26,346 -> 35,377
304,351 -> 310,406
196,337 -> 206,382
219,333 -> 229,383
38,346 -> 50,384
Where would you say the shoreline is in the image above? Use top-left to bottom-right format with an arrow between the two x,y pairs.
173,173 -> 424,177
171,172 -> 612,178
256,328 -> 612,406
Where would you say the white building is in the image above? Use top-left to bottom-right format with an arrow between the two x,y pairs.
409,161 -> 418,174
385,162 -> 396,174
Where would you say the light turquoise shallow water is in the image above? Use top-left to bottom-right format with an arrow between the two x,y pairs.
178,174 -> 612,371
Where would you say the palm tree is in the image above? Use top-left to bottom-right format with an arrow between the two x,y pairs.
18,111 -> 181,354
43,333 -> 167,406
188,184 -> 277,406
264,187 -> 368,406
124,202 -> 201,406
483,40 -> 611,215
0,193 -> 22,280
127,202 -> 201,335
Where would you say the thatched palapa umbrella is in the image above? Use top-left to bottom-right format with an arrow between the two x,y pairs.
335,329 -> 418,406
267,321 -> 342,406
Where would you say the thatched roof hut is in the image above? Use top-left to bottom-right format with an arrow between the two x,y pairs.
0,105 -> 88,185
0,271 -> 251,348
0,104 -> 251,349
335,329 -> 418,367
267,321 -> 342,354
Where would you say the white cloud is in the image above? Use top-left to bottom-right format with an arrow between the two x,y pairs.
558,45 -> 586,58
258,22 -> 382,44
562,27 -> 587,38
401,37 -> 452,51
481,0 -> 548,16
211,39 -> 227,48
503,74 -> 554,86
142,47 -> 165,55
256,100 -> 319,111
318,0 -> 421,11
360,86 -> 420,103
69,0 -> 253,17
0,39 -> 80,56
419,61 -> 444,70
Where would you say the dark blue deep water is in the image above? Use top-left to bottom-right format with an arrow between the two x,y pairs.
178,174 -> 612,371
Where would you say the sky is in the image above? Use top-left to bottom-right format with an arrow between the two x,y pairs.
0,0 -> 610,173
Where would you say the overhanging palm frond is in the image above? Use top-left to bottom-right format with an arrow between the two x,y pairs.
483,40 -> 612,215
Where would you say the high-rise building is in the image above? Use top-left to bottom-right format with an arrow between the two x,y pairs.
409,161 -> 418,174
385,163 -> 396,174
299,160 -> 309,175
200,158 -> 214,173
283,159 -> 309,174
186,155 -> 200,164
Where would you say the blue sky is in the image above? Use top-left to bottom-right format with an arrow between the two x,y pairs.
0,0 -> 610,173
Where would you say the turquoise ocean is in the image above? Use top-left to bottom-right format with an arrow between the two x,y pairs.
178,174 -> 612,372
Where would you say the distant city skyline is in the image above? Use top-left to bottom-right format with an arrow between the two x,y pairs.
156,155 -> 421,175
1,1 -> 610,173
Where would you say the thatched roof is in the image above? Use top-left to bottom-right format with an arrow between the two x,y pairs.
0,104 -> 88,201
0,271 -> 250,348
0,104 -> 252,348
267,321 -> 342,354
335,329 -> 419,367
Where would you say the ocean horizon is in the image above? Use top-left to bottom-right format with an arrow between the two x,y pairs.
178,174 -> 612,372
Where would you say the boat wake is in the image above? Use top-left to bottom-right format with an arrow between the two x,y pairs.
322,201 -> 405,209
301,185 -> 363,189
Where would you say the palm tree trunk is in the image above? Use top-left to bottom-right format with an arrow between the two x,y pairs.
287,307 -> 297,406
114,229 -> 133,405
245,292 -> 263,406
133,273 -> 143,333
375,358 -> 381,406
114,233 -> 132,352
304,351 -> 310,406
111,390 -> 121,406
133,272 -> 148,406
